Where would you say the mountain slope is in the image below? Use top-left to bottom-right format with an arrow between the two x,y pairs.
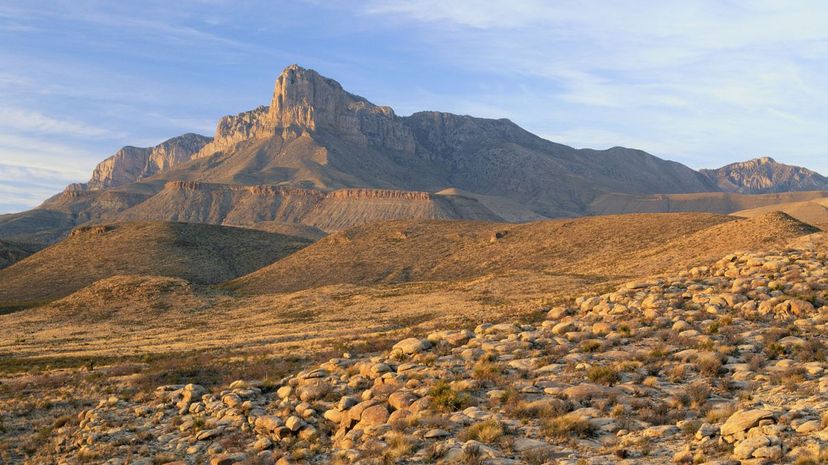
701,156 -> 828,193
732,197 -> 828,228
587,190 -> 828,215
0,222 -> 312,306
229,211 -> 818,295
0,240 -> 36,269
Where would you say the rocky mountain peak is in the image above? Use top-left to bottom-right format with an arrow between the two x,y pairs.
194,64 -> 414,157
80,133 -> 211,191
701,156 -> 828,194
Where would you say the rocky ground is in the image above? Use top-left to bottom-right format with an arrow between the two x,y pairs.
7,243 -> 828,465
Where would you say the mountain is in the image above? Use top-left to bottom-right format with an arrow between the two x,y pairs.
69,133 -> 212,191
0,222 -> 312,307
2,65 -> 826,246
0,65 -> 722,244
701,156 -> 828,194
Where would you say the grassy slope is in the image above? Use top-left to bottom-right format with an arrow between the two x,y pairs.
0,222 -> 312,306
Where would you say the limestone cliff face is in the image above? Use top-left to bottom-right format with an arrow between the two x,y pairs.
195,64 -> 415,158
84,134 -> 211,190
701,157 -> 828,194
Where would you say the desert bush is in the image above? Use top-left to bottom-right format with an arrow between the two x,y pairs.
796,338 -> 826,362
542,413 -> 595,439
696,352 -> 722,377
459,419 -> 504,443
383,431 -> 414,459
428,381 -> 470,412
523,448 -> 557,465
684,381 -> 710,408
587,366 -> 620,386
472,360 -> 503,383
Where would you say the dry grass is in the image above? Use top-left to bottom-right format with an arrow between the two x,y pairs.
230,212 -> 813,294
0,221 -> 311,304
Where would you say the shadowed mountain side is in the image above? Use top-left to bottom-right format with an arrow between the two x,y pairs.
228,212 -> 819,295
0,222 -> 312,306
0,240 -> 37,269
235,221 -> 327,241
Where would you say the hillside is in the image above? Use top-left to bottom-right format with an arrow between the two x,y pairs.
0,240 -> 35,270
587,190 -> 828,215
229,212 -> 817,294
0,222 -> 312,306
3,219 -> 827,464
732,197 -> 828,228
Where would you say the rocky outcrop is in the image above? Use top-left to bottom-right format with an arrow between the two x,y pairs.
195,65 -> 415,158
82,133 -> 212,190
702,156 -> 828,194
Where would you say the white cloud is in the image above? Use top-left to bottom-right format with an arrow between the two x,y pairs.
358,0 -> 828,174
0,108 -> 119,138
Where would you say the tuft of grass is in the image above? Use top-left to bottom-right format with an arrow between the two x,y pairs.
542,413 -> 595,439
587,366 -> 620,386
459,419 -> 503,444
428,380 -> 471,412
472,360 -> 503,382
384,431 -> 414,459
696,353 -> 722,377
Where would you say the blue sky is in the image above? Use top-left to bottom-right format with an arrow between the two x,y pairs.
2,0 -> 827,213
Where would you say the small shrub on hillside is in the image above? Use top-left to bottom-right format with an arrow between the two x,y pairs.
459,419 -> 503,444
542,413 -> 595,439
429,380 -> 470,412
696,353 -> 722,377
587,366 -> 620,386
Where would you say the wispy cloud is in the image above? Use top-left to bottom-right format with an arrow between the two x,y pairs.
358,0 -> 828,173
0,108 -> 120,138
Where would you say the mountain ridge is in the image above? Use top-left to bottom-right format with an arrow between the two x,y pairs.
700,156 -> 828,194
3,64 -> 827,245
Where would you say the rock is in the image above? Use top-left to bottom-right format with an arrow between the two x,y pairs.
388,390 -> 418,410
84,134 -> 211,190
298,381 -> 330,402
285,416 -> 303,432
721,409 -> 774,437
253,437 -> 272,451
512,438 -> 549,452
255,416 -> 283,433
196,428 -> 221,441
276,386 -> 292,399
392,338 -> 432,355
424,428 -> 450,439
357,404 -> 389,427
795,419 -> 820,433
210,453 -> 248,465
733,435 -> 770,459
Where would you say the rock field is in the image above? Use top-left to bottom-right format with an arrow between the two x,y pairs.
22,245 -> 828,464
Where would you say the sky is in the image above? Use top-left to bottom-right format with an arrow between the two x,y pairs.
1,0 -> 828,213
